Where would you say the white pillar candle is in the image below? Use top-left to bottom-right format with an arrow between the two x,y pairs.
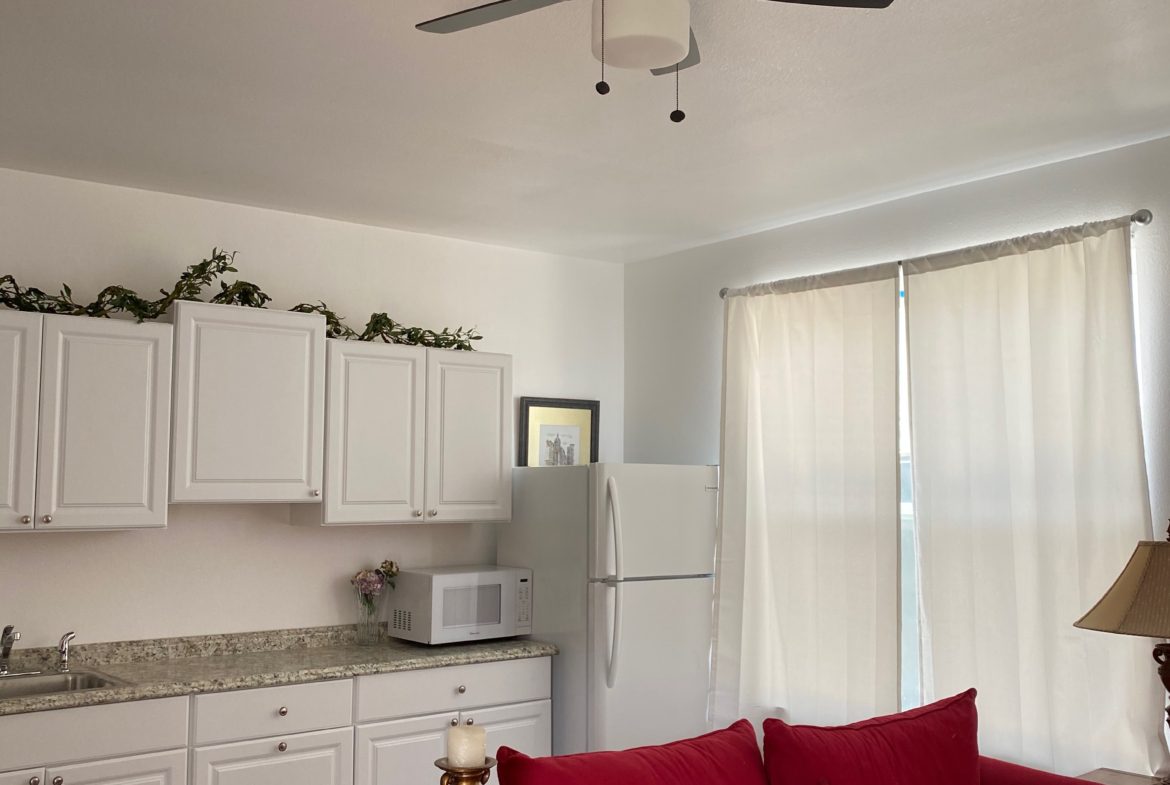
447,725 -> 487,768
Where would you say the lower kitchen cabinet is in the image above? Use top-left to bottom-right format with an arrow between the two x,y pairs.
46,750 -> 186,785
192,727 -> 353,785
355,700 -> 551,785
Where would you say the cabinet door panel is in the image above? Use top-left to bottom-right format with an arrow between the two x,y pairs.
465,700 -> 551,760
0,768 -> 43,785
355,712 -> 455,785
47,750 -> 185,785
424,351 -> 511,522
193,727 -> 352,785
0,311 -> 40,531
325,341 -> 425,524
171,302 -> 325,502
36,316 -> 172,530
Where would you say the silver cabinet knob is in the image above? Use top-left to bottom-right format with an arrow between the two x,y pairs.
457,684 -> 467,694
42,515 -> 52,524
465,717 -> 474,725
19,515 -> 31,525
29,777 -> 40,785
312,489 -> 321,497
450,717 -> 459,726
428,509 -> 438,517
278,706 -> 288,716
277,742 -> 288,752
52,778 -> 63,785
412,509 -> 423,517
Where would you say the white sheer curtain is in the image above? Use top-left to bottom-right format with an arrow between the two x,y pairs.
713,265 -> 900,728
905,219 -> 1168,775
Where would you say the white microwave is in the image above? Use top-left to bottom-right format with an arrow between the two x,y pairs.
386,565 -> 533,645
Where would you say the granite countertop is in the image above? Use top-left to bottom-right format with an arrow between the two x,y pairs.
0,626 -> 556,717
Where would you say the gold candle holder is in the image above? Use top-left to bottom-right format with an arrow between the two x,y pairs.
435,756 -> 497,785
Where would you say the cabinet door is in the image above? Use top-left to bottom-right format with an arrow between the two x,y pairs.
355,712 -> 456,785
0,768 -> 44,785
464,700 -> 551,760
193,727 -> 352,785
324,341 -> 425,524
46,749 -> 185,785
0,311 -> 41,532
171,302 -> 325,503
424,351 -> 512,522
36,316 -> 172,530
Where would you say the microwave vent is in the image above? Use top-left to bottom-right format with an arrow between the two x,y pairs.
392,608 -> 412,632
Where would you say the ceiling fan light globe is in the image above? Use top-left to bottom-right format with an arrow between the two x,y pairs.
591,0 -> 690,70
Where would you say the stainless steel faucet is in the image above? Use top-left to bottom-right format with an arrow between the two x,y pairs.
58,631 -> 77,672
1,625 -> 20,675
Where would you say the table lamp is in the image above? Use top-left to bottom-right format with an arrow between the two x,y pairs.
1075,532 -> 1170,738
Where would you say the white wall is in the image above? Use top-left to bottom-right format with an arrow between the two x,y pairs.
0,168 -> 624,647
625,136 -> 1170,524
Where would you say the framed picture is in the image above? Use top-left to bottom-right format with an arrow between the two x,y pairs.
518,397 -> 600,467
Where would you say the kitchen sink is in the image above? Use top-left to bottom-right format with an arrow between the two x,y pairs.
0,670 -> 126,699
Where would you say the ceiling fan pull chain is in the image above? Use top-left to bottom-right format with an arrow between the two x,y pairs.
670,62 -> 685,122
595,0 -> 610,95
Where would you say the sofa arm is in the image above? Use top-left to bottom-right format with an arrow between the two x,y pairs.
980,756 -> 1086,785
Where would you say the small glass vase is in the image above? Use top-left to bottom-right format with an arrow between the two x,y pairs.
355,590 -> 385,646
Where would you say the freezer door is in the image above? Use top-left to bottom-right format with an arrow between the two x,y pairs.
587,577 -> 714,751
590,464 -> 718,580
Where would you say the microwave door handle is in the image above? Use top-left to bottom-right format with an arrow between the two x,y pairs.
606,476 -> 625,582
606,581 -> 623,689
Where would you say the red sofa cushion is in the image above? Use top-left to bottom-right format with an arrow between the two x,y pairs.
762,689 -> 980,785
497,719 -> 768,785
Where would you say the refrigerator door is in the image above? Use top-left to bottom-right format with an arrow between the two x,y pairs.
589,464 -> 718,580
587,576 -> 714,751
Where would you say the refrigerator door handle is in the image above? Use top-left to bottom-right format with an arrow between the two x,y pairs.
606,581 -> 623,689
607,476 -> 625,581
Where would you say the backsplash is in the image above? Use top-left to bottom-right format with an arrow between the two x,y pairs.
0,503 -> 495,648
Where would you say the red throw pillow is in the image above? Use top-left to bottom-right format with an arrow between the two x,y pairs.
497,719 -> 768,785
762,689 -> 979,785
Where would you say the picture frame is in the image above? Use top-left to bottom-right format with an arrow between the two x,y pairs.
518,397 -> 600,467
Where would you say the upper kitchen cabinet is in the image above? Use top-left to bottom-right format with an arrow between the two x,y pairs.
170,302 -> 325,503
1,312 -> 172,532
293,344 -> 511,526
0,311 -> 42,531
425,350 -> 512,522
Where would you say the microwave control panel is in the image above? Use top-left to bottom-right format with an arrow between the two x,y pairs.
517,577 -> 532,626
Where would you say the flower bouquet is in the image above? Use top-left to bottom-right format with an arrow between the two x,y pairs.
351,559 -> 399,645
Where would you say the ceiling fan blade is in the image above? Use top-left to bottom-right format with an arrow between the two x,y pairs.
417,0 -> 568,33
649,29 -> 701,75
767,0 -> 894,7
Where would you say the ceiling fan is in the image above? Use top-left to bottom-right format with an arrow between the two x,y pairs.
417,0 -> 894,122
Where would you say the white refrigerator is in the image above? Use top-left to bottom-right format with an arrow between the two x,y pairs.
497,463 -> 719,754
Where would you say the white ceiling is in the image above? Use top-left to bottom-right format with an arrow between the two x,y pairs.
2,1 -> 1169,263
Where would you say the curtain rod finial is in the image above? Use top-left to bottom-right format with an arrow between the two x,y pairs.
719,287 -> 729,299
1133,209 -> 1154,226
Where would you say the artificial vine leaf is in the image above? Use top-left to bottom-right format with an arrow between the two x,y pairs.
2,249 -> 483,349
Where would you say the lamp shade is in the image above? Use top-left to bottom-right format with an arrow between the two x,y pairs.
1075,541 -> 1170,638
591,0 -> 691,70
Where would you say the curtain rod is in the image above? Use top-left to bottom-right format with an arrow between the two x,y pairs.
718,209 -> 1154,299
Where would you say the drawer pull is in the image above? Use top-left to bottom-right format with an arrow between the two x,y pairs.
29,777 -> 40,785
277,742 -> 288,752
450,717 -> 459,726
465,717 -> 475,725
278,706 -> 289,716
52,778 -> 63,785
457,684 -> 467,694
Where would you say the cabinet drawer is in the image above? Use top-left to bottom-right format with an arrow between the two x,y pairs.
192,727 -> 352,785
0,769 -> 43,785
192,679 -> 353,745
355,658 -> 550,723
0,697 -> 188,770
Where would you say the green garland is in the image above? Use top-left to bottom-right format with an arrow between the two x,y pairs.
0,249 -> 482,351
